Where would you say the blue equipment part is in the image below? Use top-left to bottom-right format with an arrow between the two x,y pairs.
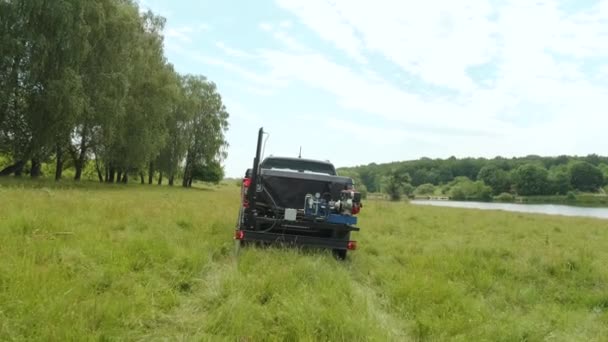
303,194 -> 357,225
327,214 -> 357,225
304,195 -> 331,218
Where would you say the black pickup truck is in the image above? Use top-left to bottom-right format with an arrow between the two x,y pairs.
235,128 -> 362,259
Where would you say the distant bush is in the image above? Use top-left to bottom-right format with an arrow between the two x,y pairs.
402,183 -> 415,198
383,170 -> 411,201
478,165 -> 511,195
415,183 -> 435,196
447,177 -> 493,201
566,191 -> 577,201
512,164 -> 549,196
570,162 -> 604,192
450,187 -> 466,201
495,192 -> 514,202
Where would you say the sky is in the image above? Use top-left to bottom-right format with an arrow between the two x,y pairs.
139,0 -> 608,178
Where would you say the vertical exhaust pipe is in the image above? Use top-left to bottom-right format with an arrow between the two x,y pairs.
245,127 -> 264,229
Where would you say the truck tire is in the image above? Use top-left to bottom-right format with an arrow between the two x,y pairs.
332,249 -> 347,260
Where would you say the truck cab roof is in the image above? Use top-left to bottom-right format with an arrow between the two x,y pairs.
259,156 -> 337,176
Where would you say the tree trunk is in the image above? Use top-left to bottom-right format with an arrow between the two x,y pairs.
169,174 -> 174,186
30,158 -> 42,178
55,144 -> 63,181
74,150 -> 86,180
95,157 -> 104,183
74,125 -> 88,181
0,160 -> 26,176
158,172 -> 163,185
108,166 -> 115,183
74,154 -> 84,180
140,172 -> 145,184
14,163 -> 24,177
182,153 -> 192,187
121,172 -> 128,184
116,170 -> 122,183
148,162 -> 154,185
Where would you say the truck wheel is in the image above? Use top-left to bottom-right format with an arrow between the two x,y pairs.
332,249 -> 347,260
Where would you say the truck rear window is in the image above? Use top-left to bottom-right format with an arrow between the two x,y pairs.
260,158 -> 336,175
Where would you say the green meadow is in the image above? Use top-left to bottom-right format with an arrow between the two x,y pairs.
1,180 -> 607,341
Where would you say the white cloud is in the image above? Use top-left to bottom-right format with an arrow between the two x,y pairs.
193,55 -> 288,89
268,0 -> 607,145
165,42 -> 287,89
279,20 -> 293,29
164,24 -> 209,44
276,0 -> 367,64
215,42 -> 256,58
259,22 -> 273,32
276,0 -> 608,94
256,49 -> 511,135
326,118 -> 441,146
272,31 -> 308,52
165,26 -> 195,43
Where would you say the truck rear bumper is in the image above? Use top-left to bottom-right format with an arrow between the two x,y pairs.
235,230 -> 357,251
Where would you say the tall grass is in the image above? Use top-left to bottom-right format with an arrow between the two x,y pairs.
1,180 -> 607,340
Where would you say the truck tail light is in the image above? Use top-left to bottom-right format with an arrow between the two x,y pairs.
242,177 -> 251,208
347,241 -> 357,250
235,230 -> 245,240
352,203 -> 361,215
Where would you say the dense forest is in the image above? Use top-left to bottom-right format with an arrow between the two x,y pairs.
339,155 -> 608,201
0,0 -> 228,186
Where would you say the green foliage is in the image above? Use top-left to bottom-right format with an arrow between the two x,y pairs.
181,76 -> 229,187
414,183 -> 435,196
599,163 -> 608,185
570,162 -> 604,192
477,165 -> 510,195
402,183 -> 415,198
340,155 -> 608,199
512,164 -> 549,196
0,0 -> 228,183
191,160 -> 224,184
0,154 -> 10,169
383,170 -> 411,201
567,191 -> 577,201
447,177 -> 493,201
495,192 -> 514,202
548,165 -> 571,195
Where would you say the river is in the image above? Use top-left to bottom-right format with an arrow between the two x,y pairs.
410,200 -> 608,220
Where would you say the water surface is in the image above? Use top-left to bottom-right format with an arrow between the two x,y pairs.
411,200 -> 608,220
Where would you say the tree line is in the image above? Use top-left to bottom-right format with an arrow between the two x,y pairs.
0,0 -> 228,186
339,155 -> 608,201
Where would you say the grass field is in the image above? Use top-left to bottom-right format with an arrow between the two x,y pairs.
1,180 -> 607,341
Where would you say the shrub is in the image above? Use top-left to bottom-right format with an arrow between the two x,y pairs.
450,187 -> 466,201
415,183 -> 436,196
448,177 -> 493,201
511,164 -> 549,196
477,165 -> 511,195
566,191 -> 577,201
570,162 -> 604,192
402,183 -> 415,198
495,192 -> 514,202
383,170 -> 411,201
